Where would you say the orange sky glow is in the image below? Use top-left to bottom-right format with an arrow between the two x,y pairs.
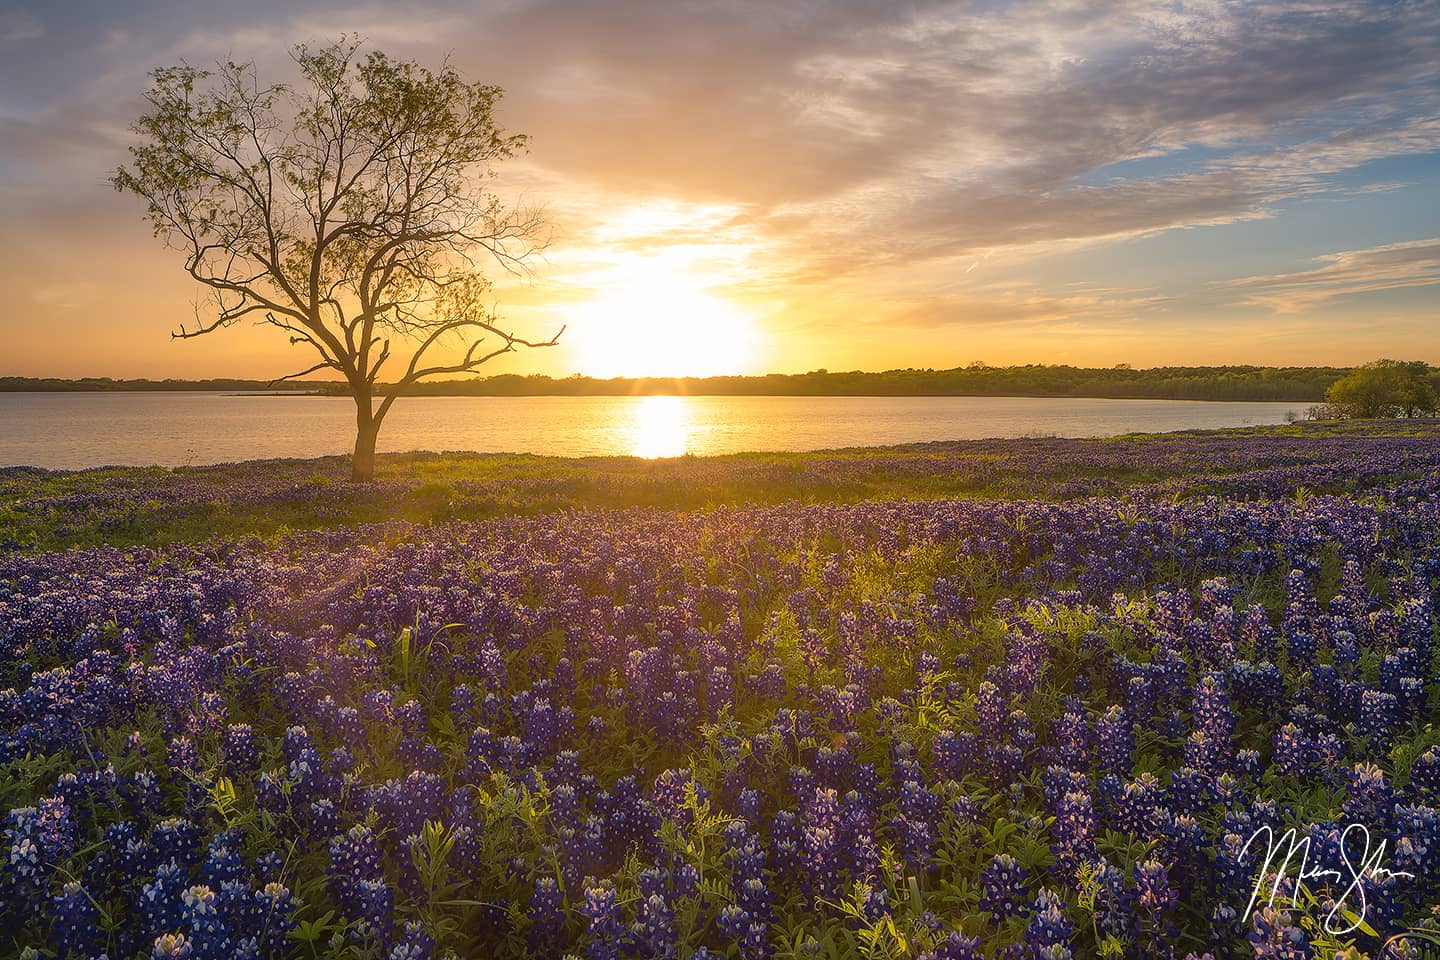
1,1 -> 1438,380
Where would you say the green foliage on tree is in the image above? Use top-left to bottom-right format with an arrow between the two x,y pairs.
1323,359 -> 1438,420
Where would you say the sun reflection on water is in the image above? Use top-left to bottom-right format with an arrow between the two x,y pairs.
629,395 -> 691,458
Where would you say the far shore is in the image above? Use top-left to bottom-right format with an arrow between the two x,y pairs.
0,362 -> 1365,403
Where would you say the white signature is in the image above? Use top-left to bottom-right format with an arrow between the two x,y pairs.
1240,823 -> 1414,935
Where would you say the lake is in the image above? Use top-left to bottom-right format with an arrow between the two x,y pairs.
0,392 -> 1308,469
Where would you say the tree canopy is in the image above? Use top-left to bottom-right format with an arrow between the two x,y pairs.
112,38 -> 556,479
1323,359 -> 1438,419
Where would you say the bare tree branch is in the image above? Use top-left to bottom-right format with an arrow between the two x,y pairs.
373,319 -> 563,425
268,360 -> 341,386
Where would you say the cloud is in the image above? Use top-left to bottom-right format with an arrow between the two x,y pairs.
0,10 -> 43,44
1,0 -> 1439,374
8,1 -> 1439,243
757,0 -> 1440,276
880,284 -> 1172,329
1221,237 -> 1440,312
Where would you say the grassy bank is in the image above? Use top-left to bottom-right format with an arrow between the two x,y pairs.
5,420 -> 1440,553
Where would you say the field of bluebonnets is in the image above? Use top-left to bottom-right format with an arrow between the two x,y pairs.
5,421 -> 1440,960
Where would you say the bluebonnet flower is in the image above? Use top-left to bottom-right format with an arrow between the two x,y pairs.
254,851 -> 283,883
354,878 -> 394,946
1167,767 -> 1213,816
1392,803 -> 1440,882
388,921 -> 436,960
979,853 -> 1029,924
918,932 -> 984,960
1026,888 -> 1073,957
632,892 -> 677,958
1114,773 -> 1161,834
369,769 -> 446,840
1273,721 -> 1317,779
253,882 -> 297,957
798,786 -> 843,899
975,681 -> 1008,742
580,878 -> 627,960
152,933 -> 193,959
651,767 -> 706,826
1356,689 -> 1399,746
139,860 -> 187,940
1343,762 -> 1396,832
150,818 -> 202,869
167,736 -> 199,773
221,723 -> 257,771
1186,671 -> 1234,775
1050,704 -> 1090,770
987,744 -> 1026,788
1095,706 -> 1133,777
181,885 -> 232,960
528,875 -> 567,955
34,794 -> 77,863
860,884 -> 890,921
1049,791 -> 1097,880
1133,860 -> 1176,921
4,811 -> 50,913
199,839 -> 244,888
1249,907 -> 1310,959
328,824 -> 384,911
51,880 -> 102,959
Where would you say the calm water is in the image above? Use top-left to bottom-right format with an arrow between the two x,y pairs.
0,392 -> 1306,469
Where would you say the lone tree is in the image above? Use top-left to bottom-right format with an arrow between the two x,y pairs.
112,39 -> 557,480
1324,359 -> 1438,420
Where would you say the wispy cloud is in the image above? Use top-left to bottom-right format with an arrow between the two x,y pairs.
878,283 -> 1173,329
1222,237 -> 1440,312
0,10 -> 43,44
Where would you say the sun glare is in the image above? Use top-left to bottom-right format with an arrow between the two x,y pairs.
628,395 -> 692,458
568,275 -> 760,379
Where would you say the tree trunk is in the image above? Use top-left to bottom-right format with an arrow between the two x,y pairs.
352,397 -> 379,482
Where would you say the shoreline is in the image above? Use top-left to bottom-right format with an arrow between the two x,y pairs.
4,386 -> 1326,403
5,420 -> 1440,553
6,416 -> 1438,476
0,395 -> 1322,472
0,415 -> 1368,476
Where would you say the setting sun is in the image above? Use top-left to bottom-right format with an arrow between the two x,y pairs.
567,274 -> 761,379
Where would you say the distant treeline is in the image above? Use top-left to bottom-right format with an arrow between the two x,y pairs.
8,364 -> 1435,402
355,364 -> 1365,402
0,377 -> 322,392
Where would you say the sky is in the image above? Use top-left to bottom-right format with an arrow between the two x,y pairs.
1,0 -> 1438,379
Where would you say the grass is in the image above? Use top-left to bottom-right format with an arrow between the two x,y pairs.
3,419 -> 1439,553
